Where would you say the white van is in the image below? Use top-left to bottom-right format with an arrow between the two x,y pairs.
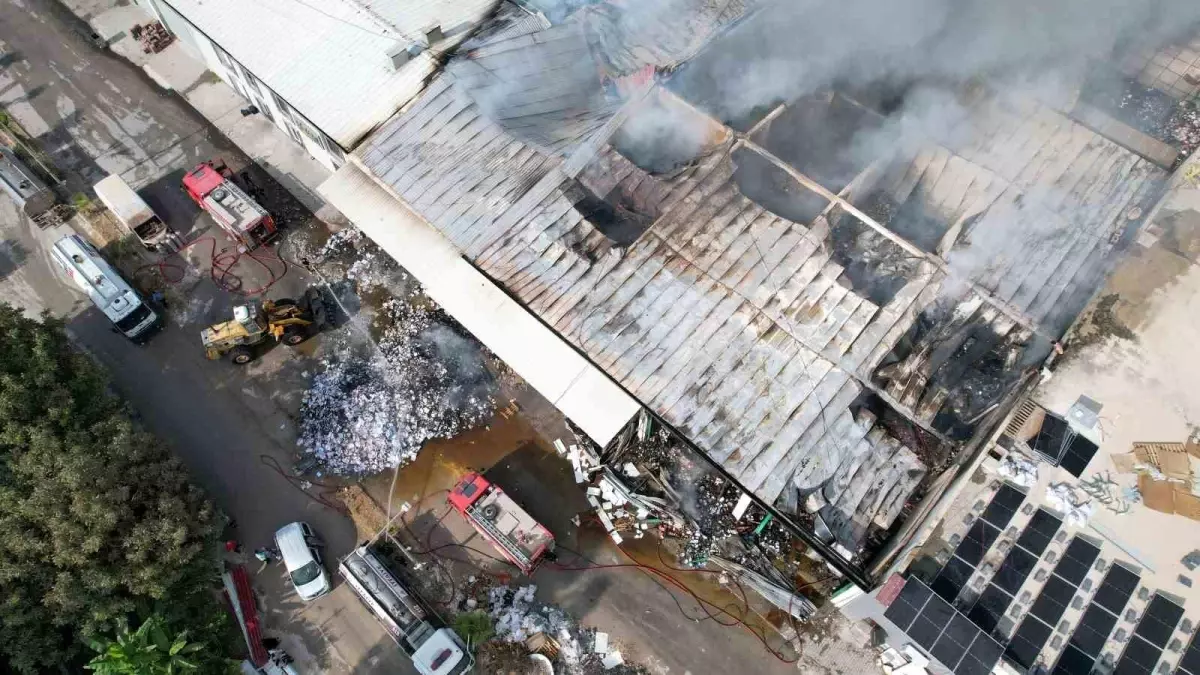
92,174 -> 174,251
50,234 -> 159,341
275,522 -> 331,601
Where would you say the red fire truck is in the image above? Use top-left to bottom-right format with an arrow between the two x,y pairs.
448,473 -> 554,575
182,159 -> 278,250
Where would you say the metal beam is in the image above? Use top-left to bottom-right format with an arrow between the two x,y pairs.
654,86 -> 1055,342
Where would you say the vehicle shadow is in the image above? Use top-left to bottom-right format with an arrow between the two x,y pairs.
140,167 -> 208,240
0,238 -> 29,283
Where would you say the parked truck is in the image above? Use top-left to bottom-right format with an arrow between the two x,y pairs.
182,159 -> 278,250
339,546 -> 474,675
92,174 -> 178,251
0,146 -> 55,218
448,472 -> 555,575
50,234 -> 159,341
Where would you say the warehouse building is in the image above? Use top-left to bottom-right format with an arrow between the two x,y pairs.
307,0 -> 1199,591
139,0 -> 506,171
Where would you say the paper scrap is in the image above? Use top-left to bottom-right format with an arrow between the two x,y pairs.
731,493 -> 753,520
602,651 -> 624,669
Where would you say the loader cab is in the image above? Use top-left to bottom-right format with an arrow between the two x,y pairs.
233,304 -> 264,334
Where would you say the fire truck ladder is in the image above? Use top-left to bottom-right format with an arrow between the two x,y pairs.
467,502 -> 533,570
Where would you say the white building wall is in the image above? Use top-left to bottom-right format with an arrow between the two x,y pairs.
143,0 -> 345,172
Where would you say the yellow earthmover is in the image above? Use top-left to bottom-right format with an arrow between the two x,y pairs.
201,289 -> 328,365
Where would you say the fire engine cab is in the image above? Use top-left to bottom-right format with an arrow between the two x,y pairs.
182,159 -> 278,250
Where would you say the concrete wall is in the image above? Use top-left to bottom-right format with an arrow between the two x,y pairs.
143,0 -> 346,173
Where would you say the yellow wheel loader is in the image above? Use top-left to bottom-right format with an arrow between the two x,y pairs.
201,288 -> 328,365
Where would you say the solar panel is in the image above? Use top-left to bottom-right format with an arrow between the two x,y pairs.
1093,563 -> 1140,614
1117,635 -> 1163,675
1006,616 -> 1053,670
1113,594 -> 1184,675
910,612 -> 947,650
882,578 -> 1004,675
1177,629 -> 1200,675
1137,595 -> 1185,648
932,616 -> 973,668
932,556 -> 975,601
1053,644 -> 1097,675
1031,576 -> 1075,624
1050,564 -> 1141,675
884,577 -> 932,630
1004,536 -> 1101,671
994,547 -> 1038,594
967,584 -> 1012,633
1015,509 -> 1062,555
1059,434 -> 1099,477
959,635 -> 1003,675
1055,538 -> 1101,585
955,520 -> 1000,566
1029,413 -> 1070,462
1071,605 -> 1119,655
981,484 -> 1025,527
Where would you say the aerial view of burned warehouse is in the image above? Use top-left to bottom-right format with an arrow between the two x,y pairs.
324,0 -> 1200,587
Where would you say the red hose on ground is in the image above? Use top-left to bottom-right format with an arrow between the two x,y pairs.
135,235 -> 288,297
395,490 -> 812,664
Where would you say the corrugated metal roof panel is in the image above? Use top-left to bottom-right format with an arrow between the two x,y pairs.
162,0 -> 499,148
317,163 -> 639,444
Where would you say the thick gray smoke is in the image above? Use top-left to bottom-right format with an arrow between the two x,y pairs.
671,0 -> 1200,124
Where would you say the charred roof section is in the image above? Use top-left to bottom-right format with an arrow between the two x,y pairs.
356,0 -> 1171,574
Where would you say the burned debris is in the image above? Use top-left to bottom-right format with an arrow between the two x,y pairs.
298,295 -> 497,476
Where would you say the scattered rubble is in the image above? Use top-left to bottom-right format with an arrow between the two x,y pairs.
487,585 -> 649,675
997,453 -> 1038,488
297,297 -> 496,475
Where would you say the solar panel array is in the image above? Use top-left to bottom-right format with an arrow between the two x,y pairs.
1052,563 -> 1141,674
1176,623 -> 1200,675
884,577 -> 1005,675
1114,594 -> 1185,674
968,509 -> 1063,632
931,484 -> 1026,601
1005,537 -> 1102,670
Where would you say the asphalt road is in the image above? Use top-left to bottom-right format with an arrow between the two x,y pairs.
0,1 -> 414,672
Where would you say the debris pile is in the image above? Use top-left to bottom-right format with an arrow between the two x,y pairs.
557,436 -> 684,545
997,453 -> 1038,487
298,298 -> 496,475
486,585 -> 648,674
678,473 -> 740,565
314,226 -> 365,260
488,585 -> 582,672
131,21 -> 172,54
308,226 -> 411,299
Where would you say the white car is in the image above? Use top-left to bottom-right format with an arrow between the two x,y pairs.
274,522 -> 331,601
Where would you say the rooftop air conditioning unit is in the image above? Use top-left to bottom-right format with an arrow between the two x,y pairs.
387,42 -> 425,70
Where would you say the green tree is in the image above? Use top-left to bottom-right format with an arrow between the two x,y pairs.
452,611 -> 495,649
0,306 -> 237,672
86,615 -> 202,674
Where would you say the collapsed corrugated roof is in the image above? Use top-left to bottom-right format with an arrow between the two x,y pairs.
446,0 -> 752,154
354,4 -> 1166,554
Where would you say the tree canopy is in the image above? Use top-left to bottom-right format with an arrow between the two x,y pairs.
0,305 -> 236,672
86,615 -> 202,674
